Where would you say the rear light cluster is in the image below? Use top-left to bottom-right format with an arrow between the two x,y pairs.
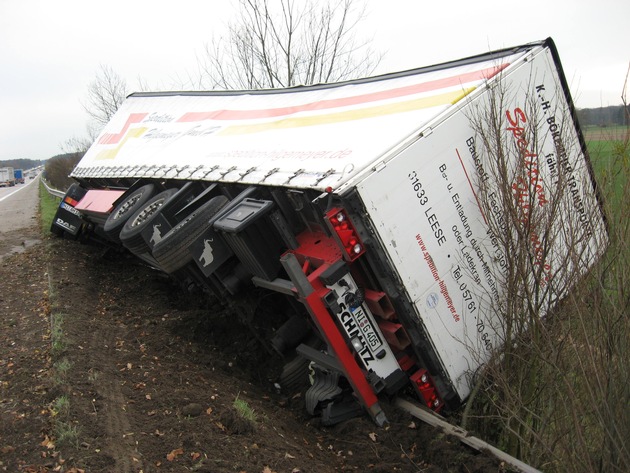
64,196 -> 79,207
326,207 -> 365,261
410,369 -> 443,412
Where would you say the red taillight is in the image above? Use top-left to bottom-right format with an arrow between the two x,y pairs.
410,369 -> 443,412
326,208 -> 365,261
64,196 -> 79,207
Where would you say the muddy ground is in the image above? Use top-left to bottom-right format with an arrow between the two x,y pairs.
0,218 -> 505,472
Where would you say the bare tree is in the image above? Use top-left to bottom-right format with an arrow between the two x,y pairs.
198,0 -> 380,90
83,65 -> 129,128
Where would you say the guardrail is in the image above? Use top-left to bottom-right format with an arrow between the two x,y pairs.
41,177 -> 65,199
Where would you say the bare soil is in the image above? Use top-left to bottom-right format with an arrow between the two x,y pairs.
0,222 -> 504,472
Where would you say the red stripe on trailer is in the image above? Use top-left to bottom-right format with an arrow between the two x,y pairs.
177,65 -> 509,123
98,113 -> 148,145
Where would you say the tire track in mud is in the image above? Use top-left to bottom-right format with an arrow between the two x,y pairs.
53,243 -> 145,472
89,322 -> 144,473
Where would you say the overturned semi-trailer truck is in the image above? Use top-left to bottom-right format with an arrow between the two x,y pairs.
51,38 -> 607,426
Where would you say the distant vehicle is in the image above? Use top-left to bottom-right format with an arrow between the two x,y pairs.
0,167 -> 16,187
50,38 -> 608,426
14,169 -> 24,184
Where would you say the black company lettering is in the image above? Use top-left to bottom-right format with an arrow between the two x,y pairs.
537,83 -> 593,240
466,137 -> 489,183
408,170 -> 447,246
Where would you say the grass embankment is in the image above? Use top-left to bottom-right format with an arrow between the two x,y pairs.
588,137 -> 627,209
38,183 -> 80,447
39,182 -> 60,233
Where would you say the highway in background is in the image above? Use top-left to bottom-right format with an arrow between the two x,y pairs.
0,176 -> 42,260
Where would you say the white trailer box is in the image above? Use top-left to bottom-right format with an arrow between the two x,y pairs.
0,167 -> 15,187
61,38 -> 607,425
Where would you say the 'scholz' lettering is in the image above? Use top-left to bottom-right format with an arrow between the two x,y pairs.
339,303 -> 376,366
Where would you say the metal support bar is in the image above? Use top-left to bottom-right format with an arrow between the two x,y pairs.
296,343 -> 341,372
395,398 -> 542,473
251,276 -> 296,296
280,253 -> 314,298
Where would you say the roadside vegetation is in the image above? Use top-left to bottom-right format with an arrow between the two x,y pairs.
462,81 -> 629,473
43,153 -> 82,193
38,183 -> 82,450
39,182 -> 60,233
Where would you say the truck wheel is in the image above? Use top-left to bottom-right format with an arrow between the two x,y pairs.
103,184 -> 156,242
278,355 -> 311,394
152,195 -> 228,274
119,188 -> 179,255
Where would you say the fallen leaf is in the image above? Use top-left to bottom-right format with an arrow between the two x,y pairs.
284,452 -> 295,459
191,452 -> 201,461
206,407 -> 213,415
40,435 -> 55,449
368,432 -> 378,442
408,421 -> 417,429
167,447 -> 184,461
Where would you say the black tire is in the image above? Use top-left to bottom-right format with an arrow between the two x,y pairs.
119,188 -> 179,255
278,355 -> 311,394
152,195 -> 229,274
103,184 -> 156,243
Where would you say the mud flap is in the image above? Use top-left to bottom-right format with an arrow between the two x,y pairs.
305,363 -> 364,426
51,184 -> 88,238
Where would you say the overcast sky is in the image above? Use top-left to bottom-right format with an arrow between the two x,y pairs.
1,0 -> 628,161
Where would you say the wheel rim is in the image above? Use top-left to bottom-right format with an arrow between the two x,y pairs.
113,193 -> 142,220
130,198 -> 167,228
